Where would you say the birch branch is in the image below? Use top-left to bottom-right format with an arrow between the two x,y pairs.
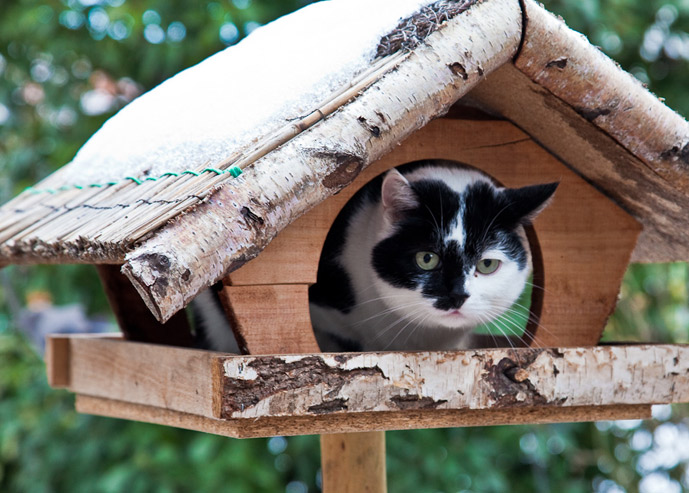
123,0 -> 523,322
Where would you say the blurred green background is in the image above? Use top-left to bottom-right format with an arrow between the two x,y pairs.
1,1 -> 689,492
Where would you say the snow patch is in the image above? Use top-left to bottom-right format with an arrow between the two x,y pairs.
58,0 -> 434,186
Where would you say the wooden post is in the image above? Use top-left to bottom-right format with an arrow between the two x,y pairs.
218,278 -> 388,493
321,432 -> 387,493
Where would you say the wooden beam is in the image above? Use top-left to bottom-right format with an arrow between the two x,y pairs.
74,395 -> 650,439
321,432 -> 386,493
46,335 -> 70,388
215,345 -> 688,419
218,283 -> 319,355
51,336 -> 219,418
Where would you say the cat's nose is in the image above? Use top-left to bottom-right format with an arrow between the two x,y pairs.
448,290 -> 469,308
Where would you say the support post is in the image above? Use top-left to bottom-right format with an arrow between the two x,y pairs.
321,432 -> 387,493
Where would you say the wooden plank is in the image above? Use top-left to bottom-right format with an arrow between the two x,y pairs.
46,335 -> 70,388
219,283 -> 319,355
97,264 -> 193,346
51,337 -> 688,426
75,395 -> 651,439
467,63 -> 689,263
64,337 -> 219,418
216,345 -> 689,419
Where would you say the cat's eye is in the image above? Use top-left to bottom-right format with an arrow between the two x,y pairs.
476,258 -> 501,275
415,251 -> 440,270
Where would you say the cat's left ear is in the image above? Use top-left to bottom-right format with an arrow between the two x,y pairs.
503,182 -> 559,224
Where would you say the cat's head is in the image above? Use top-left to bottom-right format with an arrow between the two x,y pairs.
371,166 -> 557,333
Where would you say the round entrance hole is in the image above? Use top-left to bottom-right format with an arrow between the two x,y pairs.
309,159 -> 546,351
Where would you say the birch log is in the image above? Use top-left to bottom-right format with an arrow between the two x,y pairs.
517,0 -> 689,192
217,345 -> 689,420
122,0 -> 523,322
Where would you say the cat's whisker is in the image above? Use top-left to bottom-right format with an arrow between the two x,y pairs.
368,310 -> 425,347
402,313 -> 432,347
491,306 -> 549,348
439,189 -> 445,234
381,310 -> 431,350
486,307 -> 543,349
523,281 -> 548,294
424,204 -> 442,238
507,301 -> 555,338
349,301 -> 430,328
482,311 -> 521,349
476,311 -> 513,349
367,305 -> 431,341
478,202 -> 512,247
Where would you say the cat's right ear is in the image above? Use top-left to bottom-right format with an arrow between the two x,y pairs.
381,169 -> 417,223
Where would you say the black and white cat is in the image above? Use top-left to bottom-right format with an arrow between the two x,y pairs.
193,160 -> 556,353
308,160 -> 557,352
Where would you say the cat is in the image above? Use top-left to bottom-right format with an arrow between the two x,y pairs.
192,160 -> 557,354
308,160 -> 557,352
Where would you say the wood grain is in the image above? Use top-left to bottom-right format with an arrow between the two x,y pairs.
61,337 -> 217,418
320,432 -> 386,493
46,335 -> 70,388
74,395 -> 651,439
219,283 -> 319,355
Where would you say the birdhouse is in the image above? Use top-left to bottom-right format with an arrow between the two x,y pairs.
3,0 -> 689,490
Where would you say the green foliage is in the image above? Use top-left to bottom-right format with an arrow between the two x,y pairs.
606,263 -> 689,343
0,330 -> 322,492
2,0 -> 689,492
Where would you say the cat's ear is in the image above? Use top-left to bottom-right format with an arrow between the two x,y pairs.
381,169 -> 418,223
504,182 -> 559,224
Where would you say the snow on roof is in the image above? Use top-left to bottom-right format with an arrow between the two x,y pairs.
58,0 -> 433,186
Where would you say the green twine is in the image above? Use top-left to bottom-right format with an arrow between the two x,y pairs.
24,165 -> 244,195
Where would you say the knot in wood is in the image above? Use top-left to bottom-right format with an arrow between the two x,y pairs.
485,355 -> 551,408
505,366 -> 530,383
321,153 -> 364,191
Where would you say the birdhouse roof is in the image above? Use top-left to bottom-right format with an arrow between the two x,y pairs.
1,0 -> 688,322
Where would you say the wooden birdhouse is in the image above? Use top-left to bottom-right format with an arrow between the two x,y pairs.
3,0 -> 689,490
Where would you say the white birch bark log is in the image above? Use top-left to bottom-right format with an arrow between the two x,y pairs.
517,0 -> 689,192
218,345 -> 689,419
122,0 -> 523,322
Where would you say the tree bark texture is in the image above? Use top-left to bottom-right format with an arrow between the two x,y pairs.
217,344 -> 686,419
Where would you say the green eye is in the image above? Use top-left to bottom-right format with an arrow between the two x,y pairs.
415,251 -> 440,270
477,258 -> 501,275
